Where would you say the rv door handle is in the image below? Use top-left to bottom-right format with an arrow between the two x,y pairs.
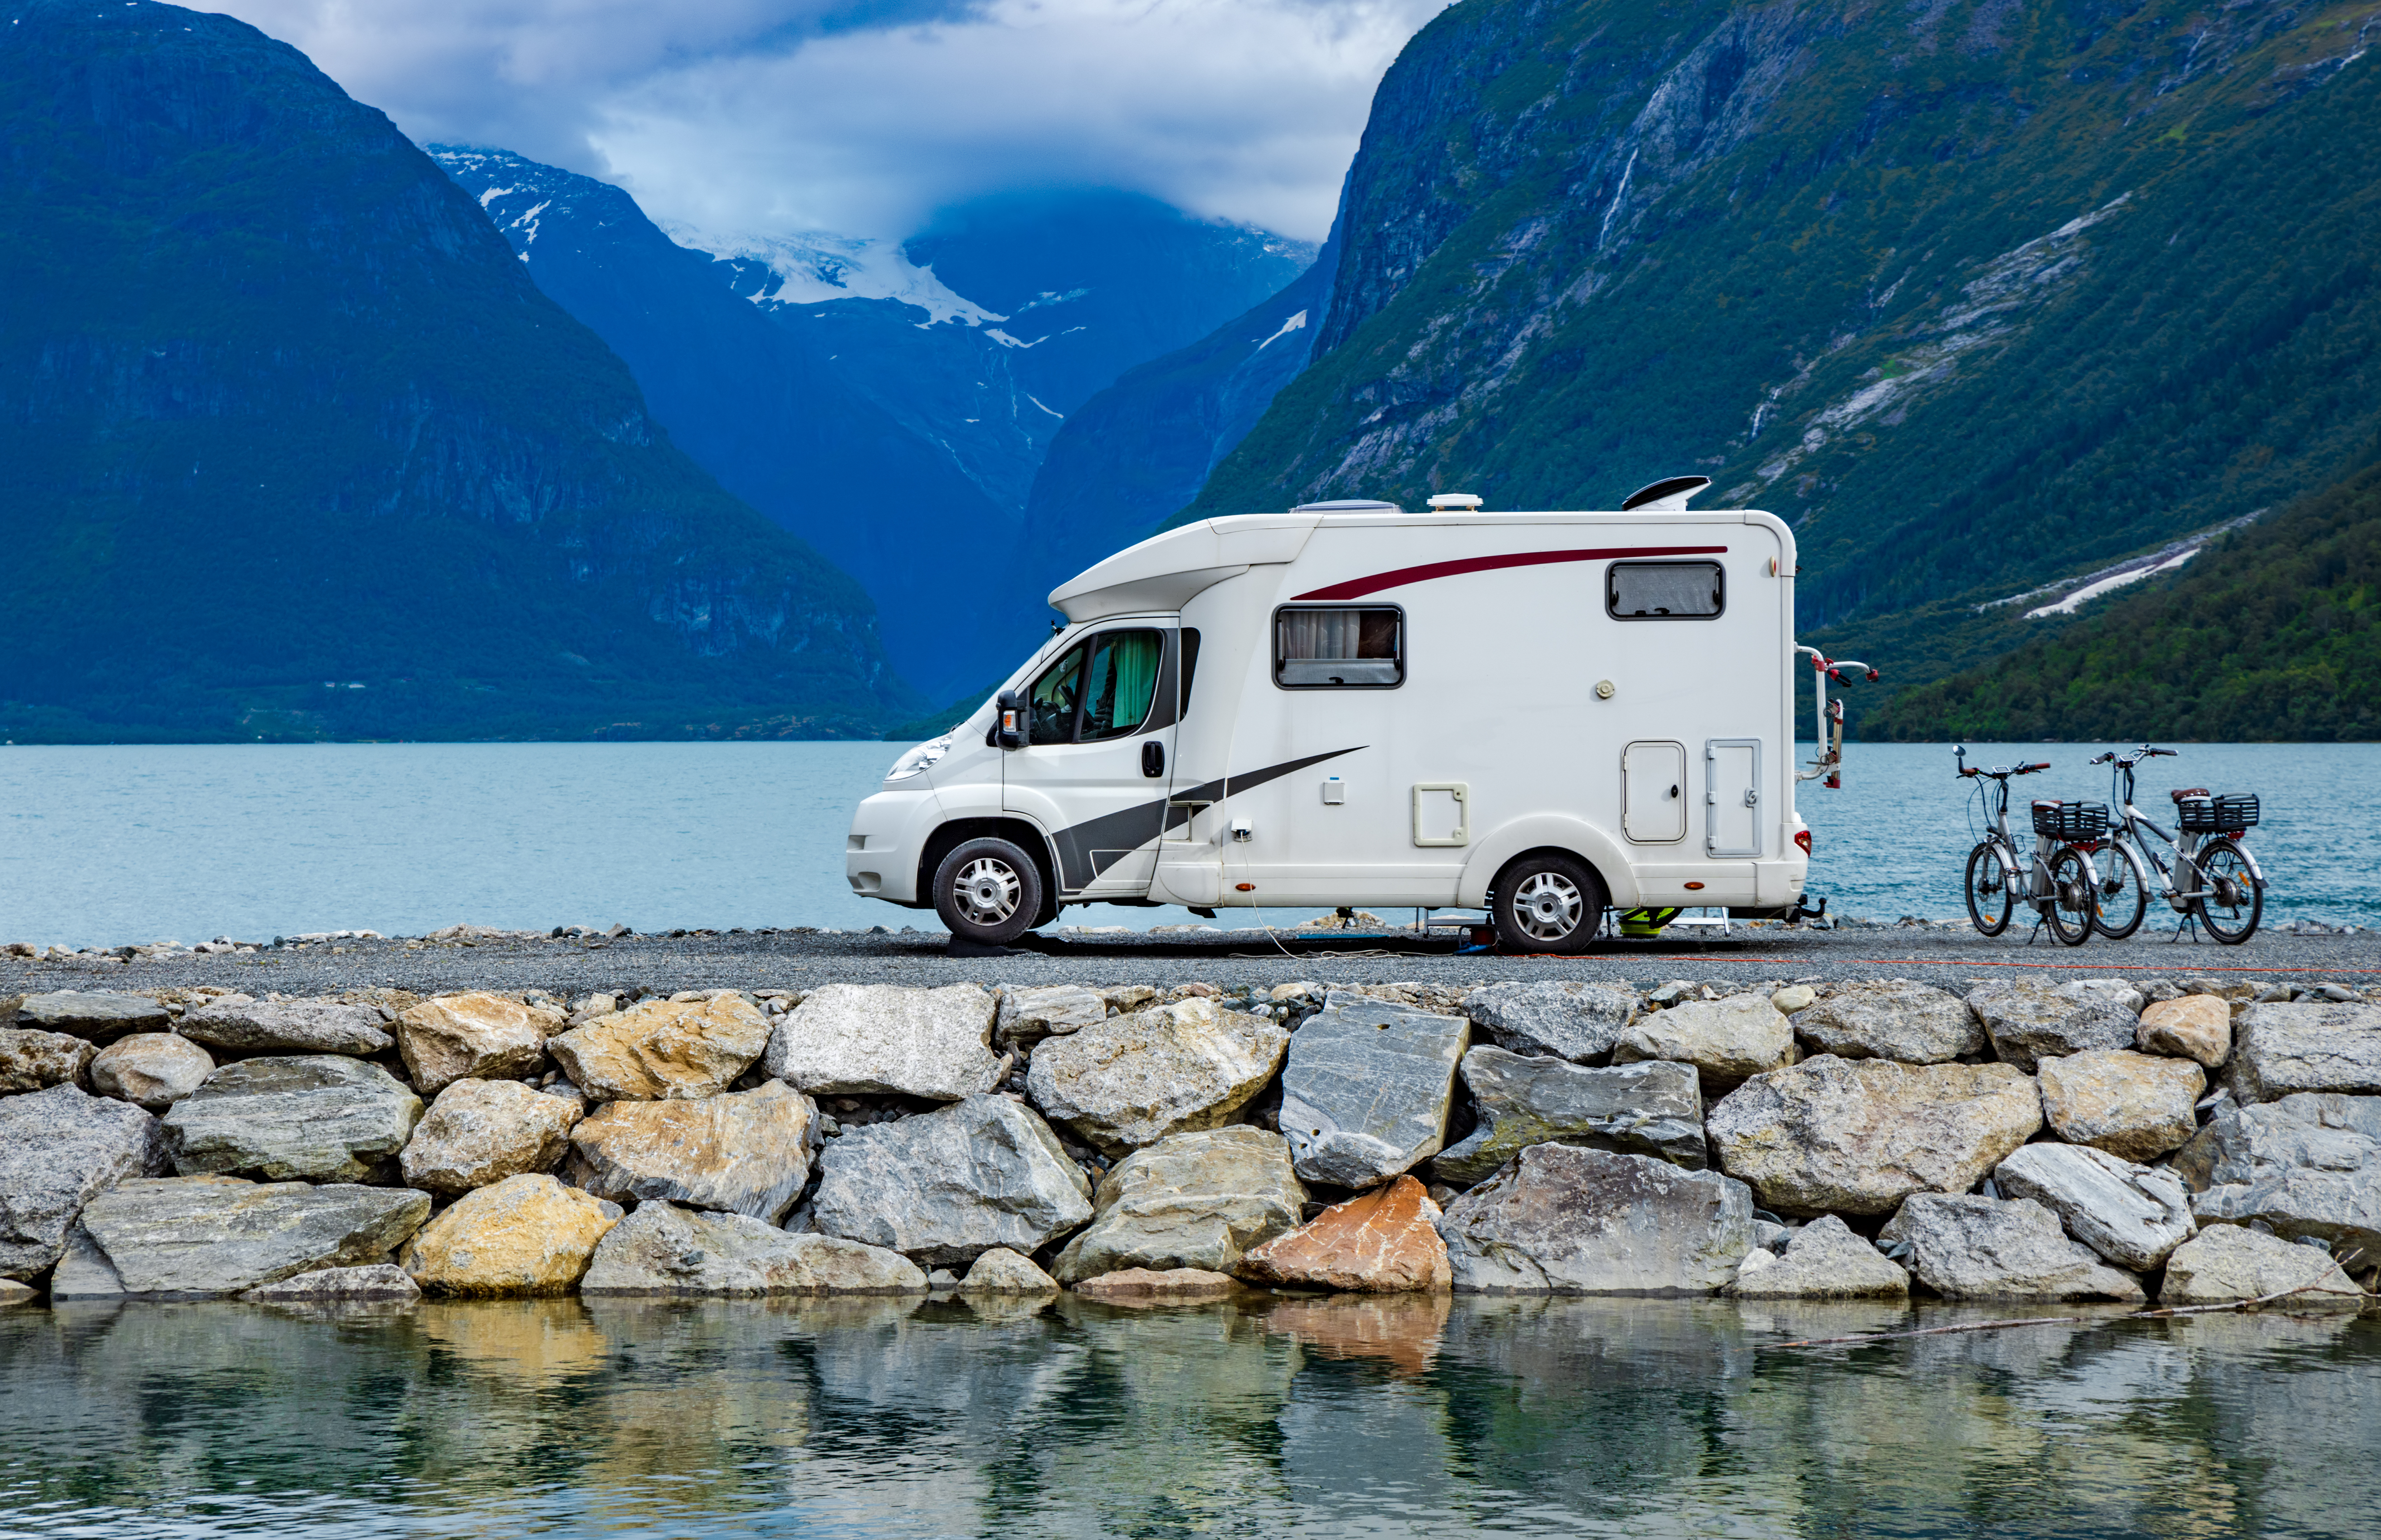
1743,789 -> 1759,808
1141,741 -> 1165,778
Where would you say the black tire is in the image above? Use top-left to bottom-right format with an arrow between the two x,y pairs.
2045,846 -> 2095,947
2194,838 -> 2264,944
1965,842 -> 2015,936
932,837 -> 1046,946
2093,841 -> 2150,940
1489,853 -> 1607,954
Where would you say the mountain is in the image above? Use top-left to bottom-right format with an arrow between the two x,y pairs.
0,0 -> 915,741
429,155 -> 1316,698
1178,0 -> 2381,722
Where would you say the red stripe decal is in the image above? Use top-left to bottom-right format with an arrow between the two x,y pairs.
1291,546 -> 1730,601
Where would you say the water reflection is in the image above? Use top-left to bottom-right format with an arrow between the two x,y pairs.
1,1297 -> 2373,1537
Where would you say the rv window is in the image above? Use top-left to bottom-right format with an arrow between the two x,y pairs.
1025,643 -> 1085,743
1078,629 -> 1164,740
1179,629 -> 1201,716
1274,605 -> 1404,688
1607,561 -> 1723,619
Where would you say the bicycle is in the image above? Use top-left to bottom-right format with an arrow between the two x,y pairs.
2087,745 -> 2267,943
1954,746 -> 2101,946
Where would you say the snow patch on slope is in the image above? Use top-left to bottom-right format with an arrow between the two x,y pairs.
665,225 -> 1005,327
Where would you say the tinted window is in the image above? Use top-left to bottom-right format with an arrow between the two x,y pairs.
1179,629 -> 1201,716
1607,560 -> 1723,619
1275,606 -> 1404,687
1079,629 -> 1164,740
1025,643 -> 1083,744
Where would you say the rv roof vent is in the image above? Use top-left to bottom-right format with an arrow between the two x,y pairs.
1426,493 -> 1484,511
1293,500 -> 1402,513
1620,475 -> 1711,512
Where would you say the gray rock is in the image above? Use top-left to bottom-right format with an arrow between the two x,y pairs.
1436,1145 -> 1755,1295
61,1175 -> 430,1298
1788,983 -> 1984,1064
1725,1214 -> 1910,1298
1992,1143 -> 2196,1269
567,1080 -> 814,1223
764,983 -> 1003,1100
0,1026 -> 95,1092
811,1094 -> 1092,1265
1612,994 -> 1796,1092
5,991 -> 170,1043
0,1277 -> 34,1307
162,1055 -> 424,1184
1878,1193 -> 2146,1301
2232,1001 -> 2381,1103
1430,1050 -> 1705,1186
1460,981 -> 1639,1064
399,1077 -> 583,1194
1025,998 -> 1289,1154
1278,991 -> 1468,1187
0,1084 -> 169,1278
1049,1126 -> 1305,1284
960,1246 -> 1059,1293
1966,979 -> 2141,1072
581,1200 -> 927,1295
2158,1224 -> 2364,1310
996,985 -> 1108,1045
2177,1093 -> 2381,1258
241,1263 -> 420,1302
88,1033 -> 213,1110
1706,1057 -> 2042,1215
176,999 -> 393,1056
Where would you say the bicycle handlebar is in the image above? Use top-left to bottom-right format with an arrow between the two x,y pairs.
1960,761 -> 2051,780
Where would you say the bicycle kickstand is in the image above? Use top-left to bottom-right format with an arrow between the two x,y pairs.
2169,911 -> 2204,944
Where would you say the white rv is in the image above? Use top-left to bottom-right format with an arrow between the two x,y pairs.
847,478 -> 1842,951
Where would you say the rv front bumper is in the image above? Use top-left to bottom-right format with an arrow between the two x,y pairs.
845,787 -> 939,905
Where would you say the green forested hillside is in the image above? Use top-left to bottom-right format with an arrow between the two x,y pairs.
1868,455 -> 2381,742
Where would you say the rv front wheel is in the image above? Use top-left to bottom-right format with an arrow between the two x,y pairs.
932,837 -> 1045,946
1490,853 -> 1607,954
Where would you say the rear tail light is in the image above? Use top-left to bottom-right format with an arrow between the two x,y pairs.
1794,829 -> 1813,856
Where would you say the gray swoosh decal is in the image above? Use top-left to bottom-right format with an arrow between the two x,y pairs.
1049,746 -> 1366,891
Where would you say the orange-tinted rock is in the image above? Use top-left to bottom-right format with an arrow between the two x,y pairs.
1072,1266 -> 1238,1298
1235,1174 -> 1452,1292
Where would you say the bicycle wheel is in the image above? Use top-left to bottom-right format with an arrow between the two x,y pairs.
2093,840 -> 2150,939
1964,842 -> 2015,936
2046,846 -> 2095,946
2194,838 -> 2264,943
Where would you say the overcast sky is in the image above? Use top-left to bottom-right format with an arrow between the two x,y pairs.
211,0 -> 1450,242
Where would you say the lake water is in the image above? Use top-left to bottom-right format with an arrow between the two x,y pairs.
0,741 -> 2371,949
2,1296 -> 2375,1538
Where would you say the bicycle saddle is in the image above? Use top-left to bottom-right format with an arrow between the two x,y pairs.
2169,786 -> 2210,802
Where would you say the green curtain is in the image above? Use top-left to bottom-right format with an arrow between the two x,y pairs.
1083,629 -> 1162,739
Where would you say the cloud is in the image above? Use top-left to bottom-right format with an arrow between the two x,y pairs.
209,0 -> 1447,241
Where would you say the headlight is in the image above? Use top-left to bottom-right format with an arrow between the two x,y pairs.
885,734 -> 952,782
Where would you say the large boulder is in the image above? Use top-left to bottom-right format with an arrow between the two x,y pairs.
1706,1057 -> 2041,1215
88,1033 -> 212,1110
0,1084 -> 168,1278
1460,981 -> 1639,1064
6,991 -> 169,1043
1025,998 -> 1288,1153
177,999 -> 393,1057
398,1173 -> 620,1296
2176,1092 -> 2381,1257
0,1026 -> 95,1092
399,1077 -> 583,1194
1992,1143 -> 2196,1269
581,1200 -> 926,1295
1612,994 -> 1794,1093
2137,994 -> 2232,1068
1435,1145 -> 1755,1294
1724,1214 -> 1909,1298
1788,983 -> 1984,1064
1878,1193 -> 2146,1301
547,992 -> 770,1101
1430,1050 -> 1705,1185
810,1094 -> 1092,1266
1050,1126 -> 1305,1284
1278,992 -> 1468,1188
1236,1174 -> 1450,1292
2157,1225 -> 2364,1310
395,993 -> 560,1095
2036,1050 -> 2205,1161
567,1080 -> 814,1223
763,983 -> 1003,1099
57,1175 -> 429,1298
242,1263 -> 421,1302
995,985 -> 1108,1046
1966,979 -> 2141,1072
959,1247 -> 1059,1294
2232,1002 -> 2381,1103
162,1055 -> 423,1183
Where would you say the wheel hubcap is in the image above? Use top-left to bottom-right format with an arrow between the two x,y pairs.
1512,872 -> 1583,941
953,858 -> 1021,926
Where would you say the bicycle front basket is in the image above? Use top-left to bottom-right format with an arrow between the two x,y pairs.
2177,793 -> 2259,833
2031,799 -> 2110,840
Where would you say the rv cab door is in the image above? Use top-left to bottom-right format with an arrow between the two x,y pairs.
1001,622 -> 1180,900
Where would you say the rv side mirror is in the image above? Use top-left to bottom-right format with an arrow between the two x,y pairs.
995,690 -> 1026,750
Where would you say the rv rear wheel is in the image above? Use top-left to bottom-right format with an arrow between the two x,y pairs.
932,837 -> 1046,947
1489,853 -> 1607,954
